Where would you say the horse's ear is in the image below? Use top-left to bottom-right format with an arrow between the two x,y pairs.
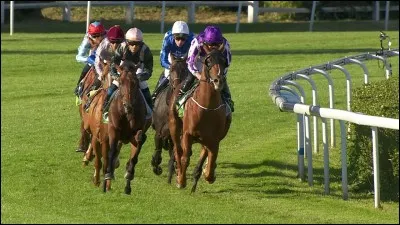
218,43 -> 225,52
203,44 -> 211,55
171,53 -> 178,62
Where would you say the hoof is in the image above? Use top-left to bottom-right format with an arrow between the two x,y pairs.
152,167 -> 162,175
124,186 -> 132,195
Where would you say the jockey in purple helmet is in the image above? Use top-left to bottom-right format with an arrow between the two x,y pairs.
179,25 -> 234,112
74,21 -> 106,97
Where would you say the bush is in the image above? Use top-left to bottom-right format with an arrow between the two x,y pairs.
347,76 -> 399,201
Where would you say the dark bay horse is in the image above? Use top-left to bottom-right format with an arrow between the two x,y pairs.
169,47 -> 232,192
104,60 -> 152,194
151,54 -> 188,183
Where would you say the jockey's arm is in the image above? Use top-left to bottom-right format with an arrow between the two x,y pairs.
187,38 -> 201,79
76,34 -> 91,64
139,48 -> 154,81
160,36 -> 171,70
223,39 -> 232,75
94,40 -> 108,79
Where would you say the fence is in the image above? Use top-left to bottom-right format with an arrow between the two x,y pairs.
2,1 -> 399,35
268,36 -> 399,208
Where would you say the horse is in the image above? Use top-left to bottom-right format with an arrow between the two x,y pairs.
76,66 -> 96,159
80,62 -> 114,187
169,47 -> 232,192
104,60 -> 152,194
151,54 -> 188,183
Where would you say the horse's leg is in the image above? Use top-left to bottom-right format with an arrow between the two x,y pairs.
167,140 -> 175,184
203,144 -> 219,184
169,118 -> 184,188
104,128 -> 119,192
124,130 -> 144,195
179,132 -> 193,189
77,121 -> 90,153
151,134 -> 163,175
82,143 -> 92,167
191,145 -> 208,193
92,139 -> 101,187
101,136 -> 109,189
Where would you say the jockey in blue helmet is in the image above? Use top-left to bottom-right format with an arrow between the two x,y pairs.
151,21 -> 195,102
179,25 -> 234,112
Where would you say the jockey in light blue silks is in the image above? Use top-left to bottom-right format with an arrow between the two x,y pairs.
178,25 -> 234,112
151,21 -> 195,102
74,21 -> 106,97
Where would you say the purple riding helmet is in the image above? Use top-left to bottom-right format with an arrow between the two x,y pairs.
202,26 -> 223,44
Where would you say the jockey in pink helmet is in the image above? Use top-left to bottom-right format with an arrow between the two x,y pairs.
74,21 -> 106,97
179,25 -> 234,112
104,27 -> 154,119
83,25 -> 125,112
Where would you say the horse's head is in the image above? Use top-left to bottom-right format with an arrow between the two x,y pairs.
202,46 -> 227,91
116,61 -> 140,114
169,53 -> 189,90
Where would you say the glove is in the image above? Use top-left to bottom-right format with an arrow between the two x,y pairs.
137,72 -> 151,81
87,54 -> 95,66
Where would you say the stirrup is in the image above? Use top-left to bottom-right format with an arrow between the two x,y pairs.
102,112 -> 109,123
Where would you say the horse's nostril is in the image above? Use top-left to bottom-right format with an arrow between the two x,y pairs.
213,79 -> 219,83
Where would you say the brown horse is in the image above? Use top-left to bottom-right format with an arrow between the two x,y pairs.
80,63 -> 113,187
169,48 -> 232,192
76,66 -> 96,158
104,60 -> 152,194
151,54 -> 188,183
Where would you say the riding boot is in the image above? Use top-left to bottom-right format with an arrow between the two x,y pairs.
151,76 -> 169,103
102,83 -> 118,113
177,74 -> 195,100
141,87 -> 153,110
85,78 -> 102,97
74,63 -> 91,96
221,82 -> 234,112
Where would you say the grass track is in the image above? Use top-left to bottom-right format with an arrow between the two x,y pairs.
1,24 -> 399,223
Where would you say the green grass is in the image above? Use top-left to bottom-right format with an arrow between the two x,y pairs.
1,23 -> 399,223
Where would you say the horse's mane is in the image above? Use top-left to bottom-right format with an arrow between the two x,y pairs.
120,60 -> 139,75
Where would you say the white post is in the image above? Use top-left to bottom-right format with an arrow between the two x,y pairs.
1,1 -> 4,25
371,127 -> 381,208
161,1 -> 166,34
384,1 -> 390,31
235,1 -> 242,33
188,1 -> 195,24
297,114 -> 305,182
86,1 -> 91,33
62,1 -> 71,22
126,1 -> 134,24
305,114 -> 313,186
309,1 -> 317,32
10,1 -> 13,36
339,120 -> 348,200
247,1 -> 258,23
374,1 -> 380,21
321,117 -> 329,194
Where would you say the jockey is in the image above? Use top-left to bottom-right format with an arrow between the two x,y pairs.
179,25 -> 234,112
151,20 -> 195,102
83,25 -> 125,111
109,27 -> 154,112
74,21 -> 106,96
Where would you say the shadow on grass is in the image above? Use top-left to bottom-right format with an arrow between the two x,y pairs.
217,159 -> 383,201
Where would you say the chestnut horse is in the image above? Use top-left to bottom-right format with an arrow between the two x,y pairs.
76,66 -> 96,158
80,63 -> 113,187
104,60 -> 152,194
151,54 -> 188,183
169,48 -> 232,192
